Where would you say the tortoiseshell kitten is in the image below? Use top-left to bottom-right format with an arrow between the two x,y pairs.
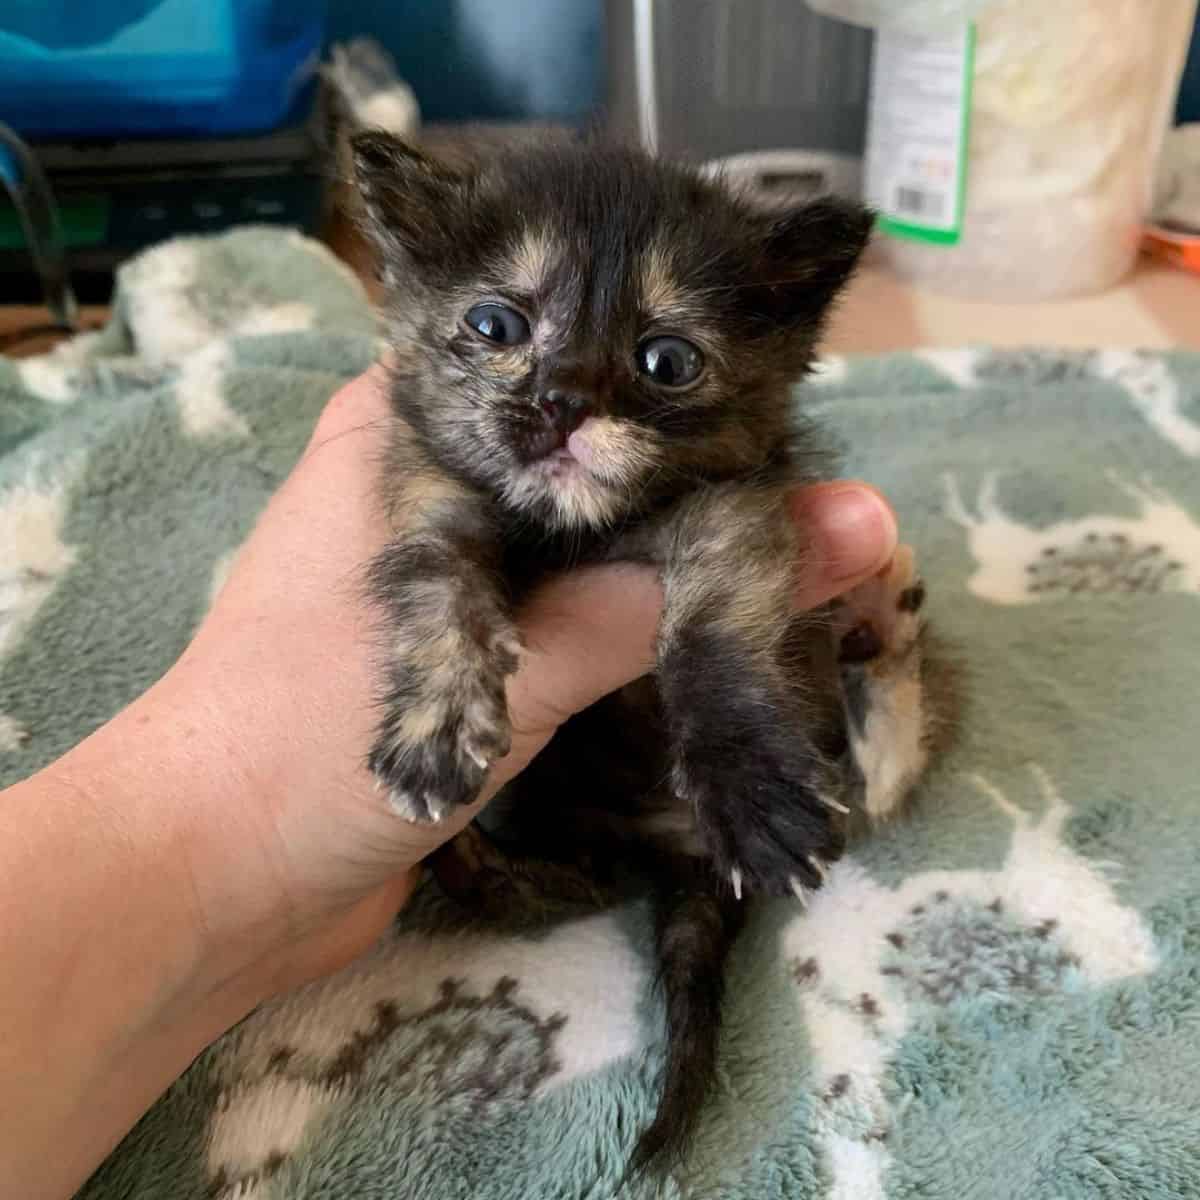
352,132 -> 954,1173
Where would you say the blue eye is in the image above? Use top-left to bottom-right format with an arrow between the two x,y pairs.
464,303 -> 531,346
636,336 -> 705,389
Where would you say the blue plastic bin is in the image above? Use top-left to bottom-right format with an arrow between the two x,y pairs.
0,0 -> 326,139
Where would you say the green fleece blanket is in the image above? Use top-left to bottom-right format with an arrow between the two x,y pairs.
3,229 -> 1200,1200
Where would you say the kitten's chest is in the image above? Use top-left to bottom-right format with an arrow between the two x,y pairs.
498,515 -> 662,594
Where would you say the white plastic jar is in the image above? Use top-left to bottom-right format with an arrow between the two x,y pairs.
882,0 -> 1197,299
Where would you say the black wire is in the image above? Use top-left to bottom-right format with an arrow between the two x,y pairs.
0,121 -> 80,328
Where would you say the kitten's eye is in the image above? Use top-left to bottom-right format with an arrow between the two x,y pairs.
464,303 -> 531,347
636,336 -> 705,389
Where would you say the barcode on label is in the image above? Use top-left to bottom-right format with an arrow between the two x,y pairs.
894,186 -> 946,220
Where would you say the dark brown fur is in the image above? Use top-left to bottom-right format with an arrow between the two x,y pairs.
352,132 -> 951,1173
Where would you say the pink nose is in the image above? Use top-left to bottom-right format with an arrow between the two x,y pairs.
538,389 -> 592,435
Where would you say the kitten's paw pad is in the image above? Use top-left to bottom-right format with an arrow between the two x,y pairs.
676,734 -> 846,899
835,543 -> 924,664
369,678 -> 512,822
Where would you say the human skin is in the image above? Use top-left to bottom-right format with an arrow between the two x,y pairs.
0,366 -> 898,1199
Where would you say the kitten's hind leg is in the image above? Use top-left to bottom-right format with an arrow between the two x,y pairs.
429,822 -> 613,926
835,545 -> 957,821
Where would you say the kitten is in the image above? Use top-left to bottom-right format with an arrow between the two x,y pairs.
351,132 -> 954,1172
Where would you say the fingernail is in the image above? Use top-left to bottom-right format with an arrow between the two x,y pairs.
813,485 -> 898,581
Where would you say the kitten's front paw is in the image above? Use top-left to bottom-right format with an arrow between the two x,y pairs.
674,723 -> 847,900
369,635 -> 519,823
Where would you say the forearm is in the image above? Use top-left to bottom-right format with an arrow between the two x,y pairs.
0,565 -> 662,1200
0,559 -> 663,1200
0,700 -> 262,1200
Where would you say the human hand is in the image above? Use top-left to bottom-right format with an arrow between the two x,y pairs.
64,365 -> 898,1009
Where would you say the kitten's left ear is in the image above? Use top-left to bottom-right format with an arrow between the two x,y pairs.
350,130 -> 473,265
757,198 -> 875,323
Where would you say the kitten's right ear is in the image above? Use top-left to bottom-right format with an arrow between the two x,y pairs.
351,130 -> 470,263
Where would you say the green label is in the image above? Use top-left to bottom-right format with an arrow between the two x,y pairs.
865,24 -> 976,247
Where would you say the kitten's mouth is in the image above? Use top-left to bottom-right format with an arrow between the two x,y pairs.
519,423 -> 602,479
519,426 -> 570,463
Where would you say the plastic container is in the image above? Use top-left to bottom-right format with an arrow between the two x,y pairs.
0,0 -> 326,140
872,0 -> 1198,300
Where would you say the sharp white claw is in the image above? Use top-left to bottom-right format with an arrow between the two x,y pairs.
423,792 -> 448,823
807,854 -> 828,881
820,793 -> 851,816
790,877 -> 809,903
730,867 -> 743,901
464,742 -> 490,771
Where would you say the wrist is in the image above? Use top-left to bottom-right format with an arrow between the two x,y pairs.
42,681 -> 284,1019
74,676 -> 295,1012
38,712 -> 264,1023
88,668 -> 421,1011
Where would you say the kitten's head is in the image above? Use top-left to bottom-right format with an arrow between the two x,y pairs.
353,132 -> 871,530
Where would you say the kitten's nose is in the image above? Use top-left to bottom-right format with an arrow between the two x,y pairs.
538,389 -> 592,435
